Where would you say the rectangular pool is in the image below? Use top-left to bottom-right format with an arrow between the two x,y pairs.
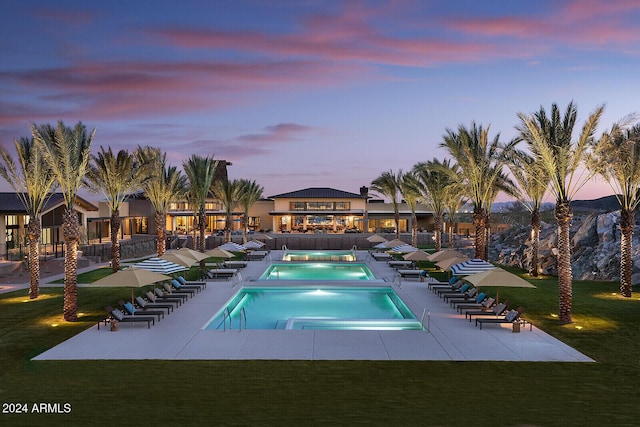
259,262 -> 375,281
281,250 -> 357,262
203,286 -> 423,330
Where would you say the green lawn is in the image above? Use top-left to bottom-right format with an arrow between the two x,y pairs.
1,269 -> 639,426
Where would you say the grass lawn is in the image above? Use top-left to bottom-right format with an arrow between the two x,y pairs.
1,268 -> 639,426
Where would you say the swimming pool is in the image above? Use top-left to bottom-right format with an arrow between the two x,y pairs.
259,262 -> 375,280
203,286 -> 423,330
281,250 -> 357,262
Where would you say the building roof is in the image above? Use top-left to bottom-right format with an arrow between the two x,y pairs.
269,187 -> 365,199
0,192 -> 98,214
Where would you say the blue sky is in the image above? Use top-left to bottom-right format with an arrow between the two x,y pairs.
1,0 -> 639,201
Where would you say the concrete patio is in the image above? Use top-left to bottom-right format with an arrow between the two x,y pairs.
30,251 -> 593,362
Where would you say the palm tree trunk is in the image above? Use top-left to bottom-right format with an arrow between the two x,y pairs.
27,216 -> 41,299
448,219 -> 456,249
110,211 -> 121,273
411,213 -> 418,247
555,201 -> 573,323
155,210 -> 166,256
62,209 -> 79,322
394,211 -> 400,239
473,208 -> 485,260
484,212 -> 491,261
530,209 -> 541,277
243,213 -> 249,244
198,208 -> 206,269
620,208 -> 634,297
433,215 -> 443,252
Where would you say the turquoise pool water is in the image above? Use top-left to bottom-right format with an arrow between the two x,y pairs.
203,286 -> 422,330
281,250 -> 357,262
259,262 -> 375,280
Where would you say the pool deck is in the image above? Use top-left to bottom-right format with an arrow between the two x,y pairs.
26,251 -> 593,362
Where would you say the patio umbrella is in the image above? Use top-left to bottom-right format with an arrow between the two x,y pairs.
133,257 -> 188,275
463,268 -> 536,302
159,253 -> 197,268
390,245 -> 419,253
243,240 -> 265,249
427,249 -> 465,262
366,234 -> 388,243
92,267 -> 171,304
450,259 -> 496,276
175,247 -> 209,262
384,239 -> 407,248
217,242 -> 246,251
435,256 -> 470,271
403,250 -> 431,261
252,233 -> 273,240
205,248 -> 234,259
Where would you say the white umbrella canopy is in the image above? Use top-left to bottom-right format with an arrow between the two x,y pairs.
205,248 -> 235,259
133,257 -> 188,274
427,250 -> 465,262
403,250 -> 431,261
175,247 -> 209,262
159,253 -> 197,268
92,267 -> 172,303
366,234 -> 388,243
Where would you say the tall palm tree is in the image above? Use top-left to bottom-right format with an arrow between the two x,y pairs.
588,120 -> 640,297
32,121 -> 95,321
399,172 -> 421,247
137,146 -> 187,256
413,159 -> 455,252
213,178 -> 242,242
371,170 -> 402,238
237,179 -> 264,243
182,155 -> 218,254
506,149 -> 551,277
86,146 -> 149,272
0,137 -> 56,299
517,102 -> 604,323
442,172 -> 466,249
440,123 -> 514,260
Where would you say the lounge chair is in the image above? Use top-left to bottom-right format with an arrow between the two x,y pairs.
388,260 -> 414,269
119,300 -> 165,320
176,275 -> 207,290
207,269 -> 238,279
465,301 -> 510,322
163,283 -> 195,298
98,306 -> 155,329
476,307 -> 527,330
371,252 -> 392,261
170,279 -> 200,294
147,290 -> 183,307
456,296 -> 495,314
430,278 -> 462,292
447,289 -> 481,306
134,295 -> 174,313
223,260 -> 248,269
246,251 -> 268,260
154,287 -> 189,303
397,269 -> 422,279
437,283 -> 470,299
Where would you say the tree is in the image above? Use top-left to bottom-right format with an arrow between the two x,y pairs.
182,155 -> 218,255
440,123 -> 514,260
588,119 -> 640,297
237,179 -> 264,243
517,101 -> 604,323
412,159 -> 455,252
33,121 -> 95,321
399,172 -> 421,247
86,146 -> 149,272
213,178 -> 241,243
506,149 -> 551,277
137,146 -> 187,256
371,170 -> 402,238
0,136 -> 56,299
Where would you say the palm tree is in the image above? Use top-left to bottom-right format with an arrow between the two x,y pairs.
86,146 -> 149,272
183,155 -> 218,254
440,123 -> 514,260
213,178 -> 242,242
443,173 -> 466,249
399,172 -> 421,247
588,119 -> 640,297
413,159 -> 455,252
237,179 -> 264,243
0,137 -> 56,299
506,149 -> 551,277
137,146 -> 187,256
32,121 -> 95,321
517,102 -> 604,323
371,170 -> 402,238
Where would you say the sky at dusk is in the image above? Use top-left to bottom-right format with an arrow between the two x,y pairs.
2,0 -> 639,202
